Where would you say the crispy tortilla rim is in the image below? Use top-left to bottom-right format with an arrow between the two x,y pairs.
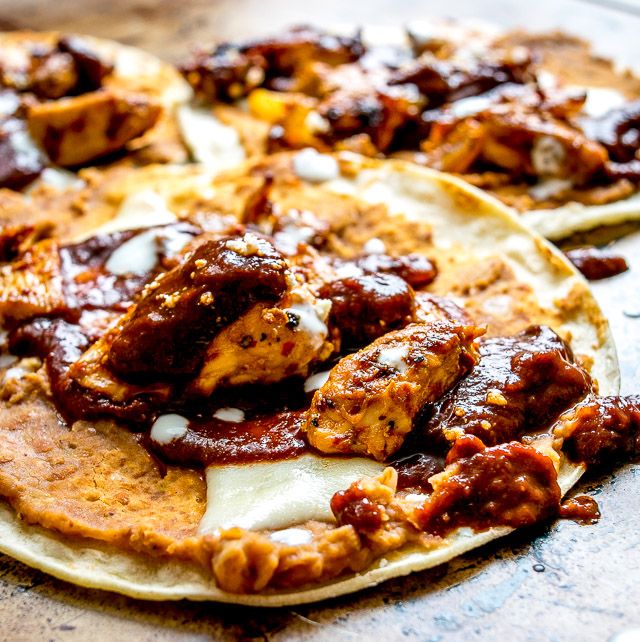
0,155 -> 619,605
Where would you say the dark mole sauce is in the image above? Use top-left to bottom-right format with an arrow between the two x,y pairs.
152,410 -> 308,467
414,438 -> 562,536
107,234 -> 288,382
149,376 -> 312,466
561,395 -> 640,466
559,495 -> 601,525
565,247 -> 628,281
425,326 -> 591,446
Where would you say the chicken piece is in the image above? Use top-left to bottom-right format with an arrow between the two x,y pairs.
107,233 -> 289,381
305,321 -> 483,461
421,104 -> 608,183
27,90 -> 161,166
0,239 -> 65,320
68,231 -> 335,403
181,25 -> 363,103
190,279 -> 334,395
319,273 -> 416,346
389,52 -> 532,106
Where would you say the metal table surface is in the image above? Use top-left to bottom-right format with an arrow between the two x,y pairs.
0,1 -> 639,640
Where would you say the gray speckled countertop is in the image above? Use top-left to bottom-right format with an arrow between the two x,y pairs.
0,1 -> 639,640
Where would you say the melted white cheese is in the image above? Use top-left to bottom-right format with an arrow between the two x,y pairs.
38,168 -> 84,190
199,454 -> 385,532
213,407 -> 245,423
269,527 -> 314,546
284,298 -> 330,345
376,345 -> 410,373
579,86 -> 627,118
100,190 -> 177,238
105,225 -> 193,276
3,365 -> 26,382
529,178 -> 573,202
449,94 -> 494,118
303,370 -> 331,393
293,148 -> 340,183
150,414 -> 189,445
531,136 -> 566,177
274,223 -> 315,255
362,237 -> 386,255
105,229 -> 160,276
177,105 -> 245,171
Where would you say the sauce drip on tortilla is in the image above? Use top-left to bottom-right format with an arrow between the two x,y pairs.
559,495 -> 601,524
565,247 -> 628,281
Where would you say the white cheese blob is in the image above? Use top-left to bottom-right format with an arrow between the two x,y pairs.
304,110 -> 330,134
101,190 -> 177,238
376,345 -> 410,373
362,237 -> 386,255
448,94 -> 494,118
213,407 -> 245,423
150,414 -> 189,445
531,136 -> 567,177
529,178 -> 573,202
335,262 -> 364,279
303,370 -> 331,393
10,128 -> 42,169
284,298 -> 331,346
3,365 -> 26,382
293,148 -> 340,183
159,228 -> 194,258
269,527 -> 314,546
482,294 -> 512,316
274,223 -> 315,255
105,229 -> 161,276
38,167 -> 84,190
177,105 -> 246,171
580,87 -> 627,118
199,454 -> 385,532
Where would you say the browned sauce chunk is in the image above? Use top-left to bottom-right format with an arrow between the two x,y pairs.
555,395 -> 640,466
565,247 -> 629,281
415,438 -> 561,535
559,495 -> 600,524
420,325 -> 591,448
319,273 -> 416,345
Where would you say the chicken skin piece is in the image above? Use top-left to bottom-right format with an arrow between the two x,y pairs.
305,321 -> 483,461
27,90 -> 161,166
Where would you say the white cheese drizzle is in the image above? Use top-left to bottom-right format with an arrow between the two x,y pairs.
362,237 -> 386,255
292,148 -> 340,183
150,414 -> 189,445
269,527 -> 314,546
303,370 -> 331,393
376,345 -> 410,373
213,407 -> 245,423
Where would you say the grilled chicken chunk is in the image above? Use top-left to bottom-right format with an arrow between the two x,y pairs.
190,278 -> 333,395
0,240 -> 65,320
27,90 -> 161,166
305,321 -> 483,461
68,232 -> 335,402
